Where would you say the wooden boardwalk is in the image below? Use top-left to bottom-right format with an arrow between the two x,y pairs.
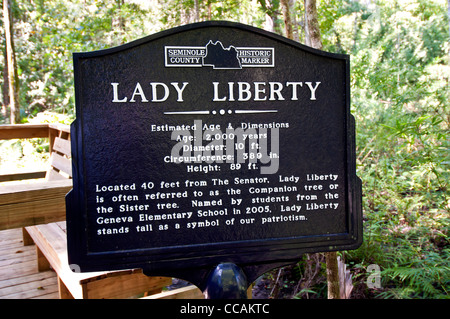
0,227 -> 58,299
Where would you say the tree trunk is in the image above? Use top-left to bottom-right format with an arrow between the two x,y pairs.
448,0 -> 450,43
116,0 -> 125,32
207,0 -> 212,20
2,47 -> 9,119
304,0 -> 340,299
303,0 -> 310,46
304,0 -> 322,49
194,0 -> 200,22
259,0 -> 282,35
325,251 -> 341,299
290,0 -> 299,42
3,0 -> 19,124
280,0 -> 293,40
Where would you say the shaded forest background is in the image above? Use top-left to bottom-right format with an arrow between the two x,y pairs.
1,0 -> 449,298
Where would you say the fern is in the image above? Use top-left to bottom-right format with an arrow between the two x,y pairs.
380,251 -> 450,299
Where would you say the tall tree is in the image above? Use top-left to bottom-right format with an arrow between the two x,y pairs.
280,0 -> 293,39
114,0 -> 125,32
304,0 -> 340,299
258,0 -> 283,34
290,0 -> 299,41
2,48 -> 9,118
448,0 -> 450,40
280,0 -> 299,41
3,0 -> 19,123
304,0 -> 322,49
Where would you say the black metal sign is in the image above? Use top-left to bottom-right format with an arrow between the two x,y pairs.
66,21 -> 362,289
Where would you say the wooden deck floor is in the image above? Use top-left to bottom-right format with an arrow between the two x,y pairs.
0,227 -> 59,299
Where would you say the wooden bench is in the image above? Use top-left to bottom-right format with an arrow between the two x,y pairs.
0,124 -> 72,230
24,221 -> 171,299
0,124 -> 174,299
143,285 -> 204,299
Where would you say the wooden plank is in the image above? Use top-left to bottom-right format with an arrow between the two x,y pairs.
0,124 -> 49,140
0,259 -> 40,279
58,277 -> 74,299
0,227 -> 59,299
85,275 -> 172,299
48,125 -> 58,155
0,228 -> 24,246
143,285 -> 204,299
25,222 -> 172,299
0,180 -> 72,230
24,224 -> 87,298
25,224 -> 66,274
0,274 -> 57,298
45,169 -> 69,181
56,221 -> 66,231
49,152 -> 72,177
0,269 -> 55,290
48,124 -> 70,155
0,249 -> 35,267
48,123 -> 70,134
0,171 -> 47,183
0,237 -> 36,268
0,248 -> 35,263
0,225 -> 171,299
0,195 -> 67,230
31,291 -> 60,299
0,179 -> 72,197
23,227 -> 34,246
53,137 -> 71,157
1,278 -> 59,299
36,245 -> 51,271
25,223 -> 110,298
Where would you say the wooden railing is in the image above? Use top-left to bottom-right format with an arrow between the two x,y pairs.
0,123 -> 72,230
0,124 -> 201,299
0,123 -> 71,182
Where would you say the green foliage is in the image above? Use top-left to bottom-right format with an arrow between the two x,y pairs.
340,0 -> 450,299
282,0 -> 449,299
380,249 -> 450,298
1,0 -> 153,122
159,0 -> 243,27
0,136 -> 49,175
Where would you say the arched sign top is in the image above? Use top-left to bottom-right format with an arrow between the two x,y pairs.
75,21 -> 349,62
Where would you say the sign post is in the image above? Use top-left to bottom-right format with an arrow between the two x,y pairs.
66,21 -> 362,298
